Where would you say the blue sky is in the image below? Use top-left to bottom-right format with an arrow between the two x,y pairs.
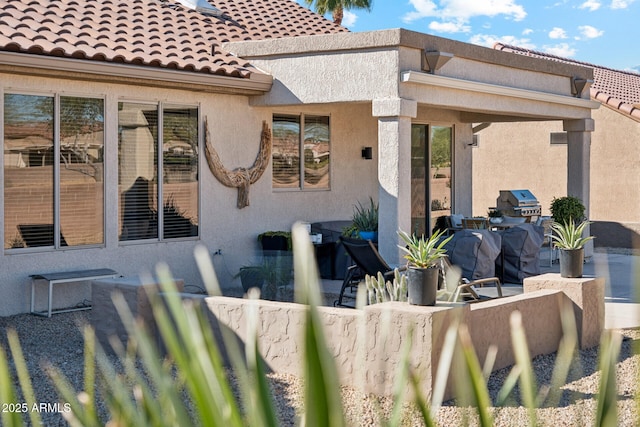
296,0 -> 639,72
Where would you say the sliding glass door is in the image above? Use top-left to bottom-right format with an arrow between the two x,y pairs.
410,124 -> 453,236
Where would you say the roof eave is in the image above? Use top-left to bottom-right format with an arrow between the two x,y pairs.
0,51 -> 273,95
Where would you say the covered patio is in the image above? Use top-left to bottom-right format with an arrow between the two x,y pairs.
226,28 -> 599,264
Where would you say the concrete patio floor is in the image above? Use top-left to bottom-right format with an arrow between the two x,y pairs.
321,247 -> 640,330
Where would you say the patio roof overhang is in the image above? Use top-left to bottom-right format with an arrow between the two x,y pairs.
225,28 -> 597,123
401,70 -> 600,122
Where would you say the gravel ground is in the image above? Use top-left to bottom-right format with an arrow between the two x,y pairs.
1,309 -> 638,426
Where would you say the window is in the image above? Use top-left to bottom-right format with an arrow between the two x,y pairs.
4,93 -> 105,250
272,114 -> 330,190
118,102 -> 199,241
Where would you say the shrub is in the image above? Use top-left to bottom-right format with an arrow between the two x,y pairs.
550,196 -> 586,225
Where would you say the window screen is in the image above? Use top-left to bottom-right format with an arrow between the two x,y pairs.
118,102 -> 198,242
272,114 -> 300,189
4,94 -> 104,250
272,114 -> 330,190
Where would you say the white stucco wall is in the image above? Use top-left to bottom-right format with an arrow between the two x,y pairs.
0,73 -> 379,316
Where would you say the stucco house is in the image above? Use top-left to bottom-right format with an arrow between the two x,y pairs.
473,44 -> 640,248
0,0 -> 597,316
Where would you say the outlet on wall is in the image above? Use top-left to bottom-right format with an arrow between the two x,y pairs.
213,249 -> 222,256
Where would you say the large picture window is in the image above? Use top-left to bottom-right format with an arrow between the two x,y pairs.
272,114 -> 330,190
3,93 -> 105,250
118,102 -> 199,241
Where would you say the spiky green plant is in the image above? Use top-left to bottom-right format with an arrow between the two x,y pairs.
398,229 -> 453,268
365,269 -> 408,304
550,218 -> 594,250
351,197 -> 378,232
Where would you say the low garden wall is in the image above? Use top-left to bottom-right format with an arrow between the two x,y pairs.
92,274 -> 604,400
199,274 -> 604,400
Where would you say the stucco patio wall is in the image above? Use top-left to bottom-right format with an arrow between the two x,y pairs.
193,281 -> 598,400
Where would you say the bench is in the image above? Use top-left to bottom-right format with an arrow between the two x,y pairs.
30,268 -> 119,317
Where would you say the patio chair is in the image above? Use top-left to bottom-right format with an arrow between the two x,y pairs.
439,256 -> 503,301
536,216 -> 556,267
462,217 -> 488,229
334,237 -> 398,308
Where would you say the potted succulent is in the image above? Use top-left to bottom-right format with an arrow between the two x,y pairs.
352,197 -> 378,241
550,218 -> 594,278
398,229 -> 453,306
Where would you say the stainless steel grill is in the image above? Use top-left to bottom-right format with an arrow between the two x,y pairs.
496,189 -> 542,221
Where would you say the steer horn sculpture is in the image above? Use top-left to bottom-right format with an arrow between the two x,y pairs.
204,116 -> 271,209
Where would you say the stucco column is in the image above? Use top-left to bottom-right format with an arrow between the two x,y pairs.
372,98 -> 417,265
563,118 -> 595,257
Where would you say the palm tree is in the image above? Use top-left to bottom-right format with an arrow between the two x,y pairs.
305,0 -> 372,26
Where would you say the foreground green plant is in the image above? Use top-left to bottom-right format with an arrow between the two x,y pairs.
0,223 -> 633,426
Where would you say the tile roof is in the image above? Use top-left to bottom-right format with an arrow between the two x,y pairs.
0,0 -> 347,80
494,43 -> 640,121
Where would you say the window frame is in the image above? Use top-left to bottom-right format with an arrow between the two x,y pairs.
272,112 -> 331,192
3,90 -> 107,253
117,100 -> 201,244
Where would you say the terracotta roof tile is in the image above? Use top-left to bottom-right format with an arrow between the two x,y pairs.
494,43 -> 640,120
0,0 -> 347,79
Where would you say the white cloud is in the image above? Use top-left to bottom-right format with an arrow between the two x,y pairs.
428,20 -> 471,33
542,43 -> 576,57
341,10 -> 358,28
579,0 -> 602,10
403,0 -> 527,23
522,28 -> 534,35
403,0 -> 438,22
549,27 -> 568,39
611,0 -> 636,9
578,25 -> 604,39
468,33 -> 535,50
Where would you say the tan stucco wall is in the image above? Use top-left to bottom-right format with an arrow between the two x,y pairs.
472,105 -> 640,223
193,277 -> 601,400
472,120 -> 567,216
0,73 -> 379,316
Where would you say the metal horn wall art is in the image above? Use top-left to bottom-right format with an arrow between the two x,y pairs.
204,116 -> 271,209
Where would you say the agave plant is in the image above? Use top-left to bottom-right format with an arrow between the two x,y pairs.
351,197 -> 378,232
397,229 -> 453,268
550,218 -> 594,250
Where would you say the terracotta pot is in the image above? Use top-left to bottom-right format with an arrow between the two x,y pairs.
407,267 -> 439,306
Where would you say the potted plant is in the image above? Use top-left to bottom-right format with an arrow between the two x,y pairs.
352,197 -> 378,241
235,265 -> 264,293
487,208 -> 503,224
550,219 -> 594,278
398,229 -> 453,306
550,196 -> 586,226
234,256 -> 291,300
258,231 -> 292,252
